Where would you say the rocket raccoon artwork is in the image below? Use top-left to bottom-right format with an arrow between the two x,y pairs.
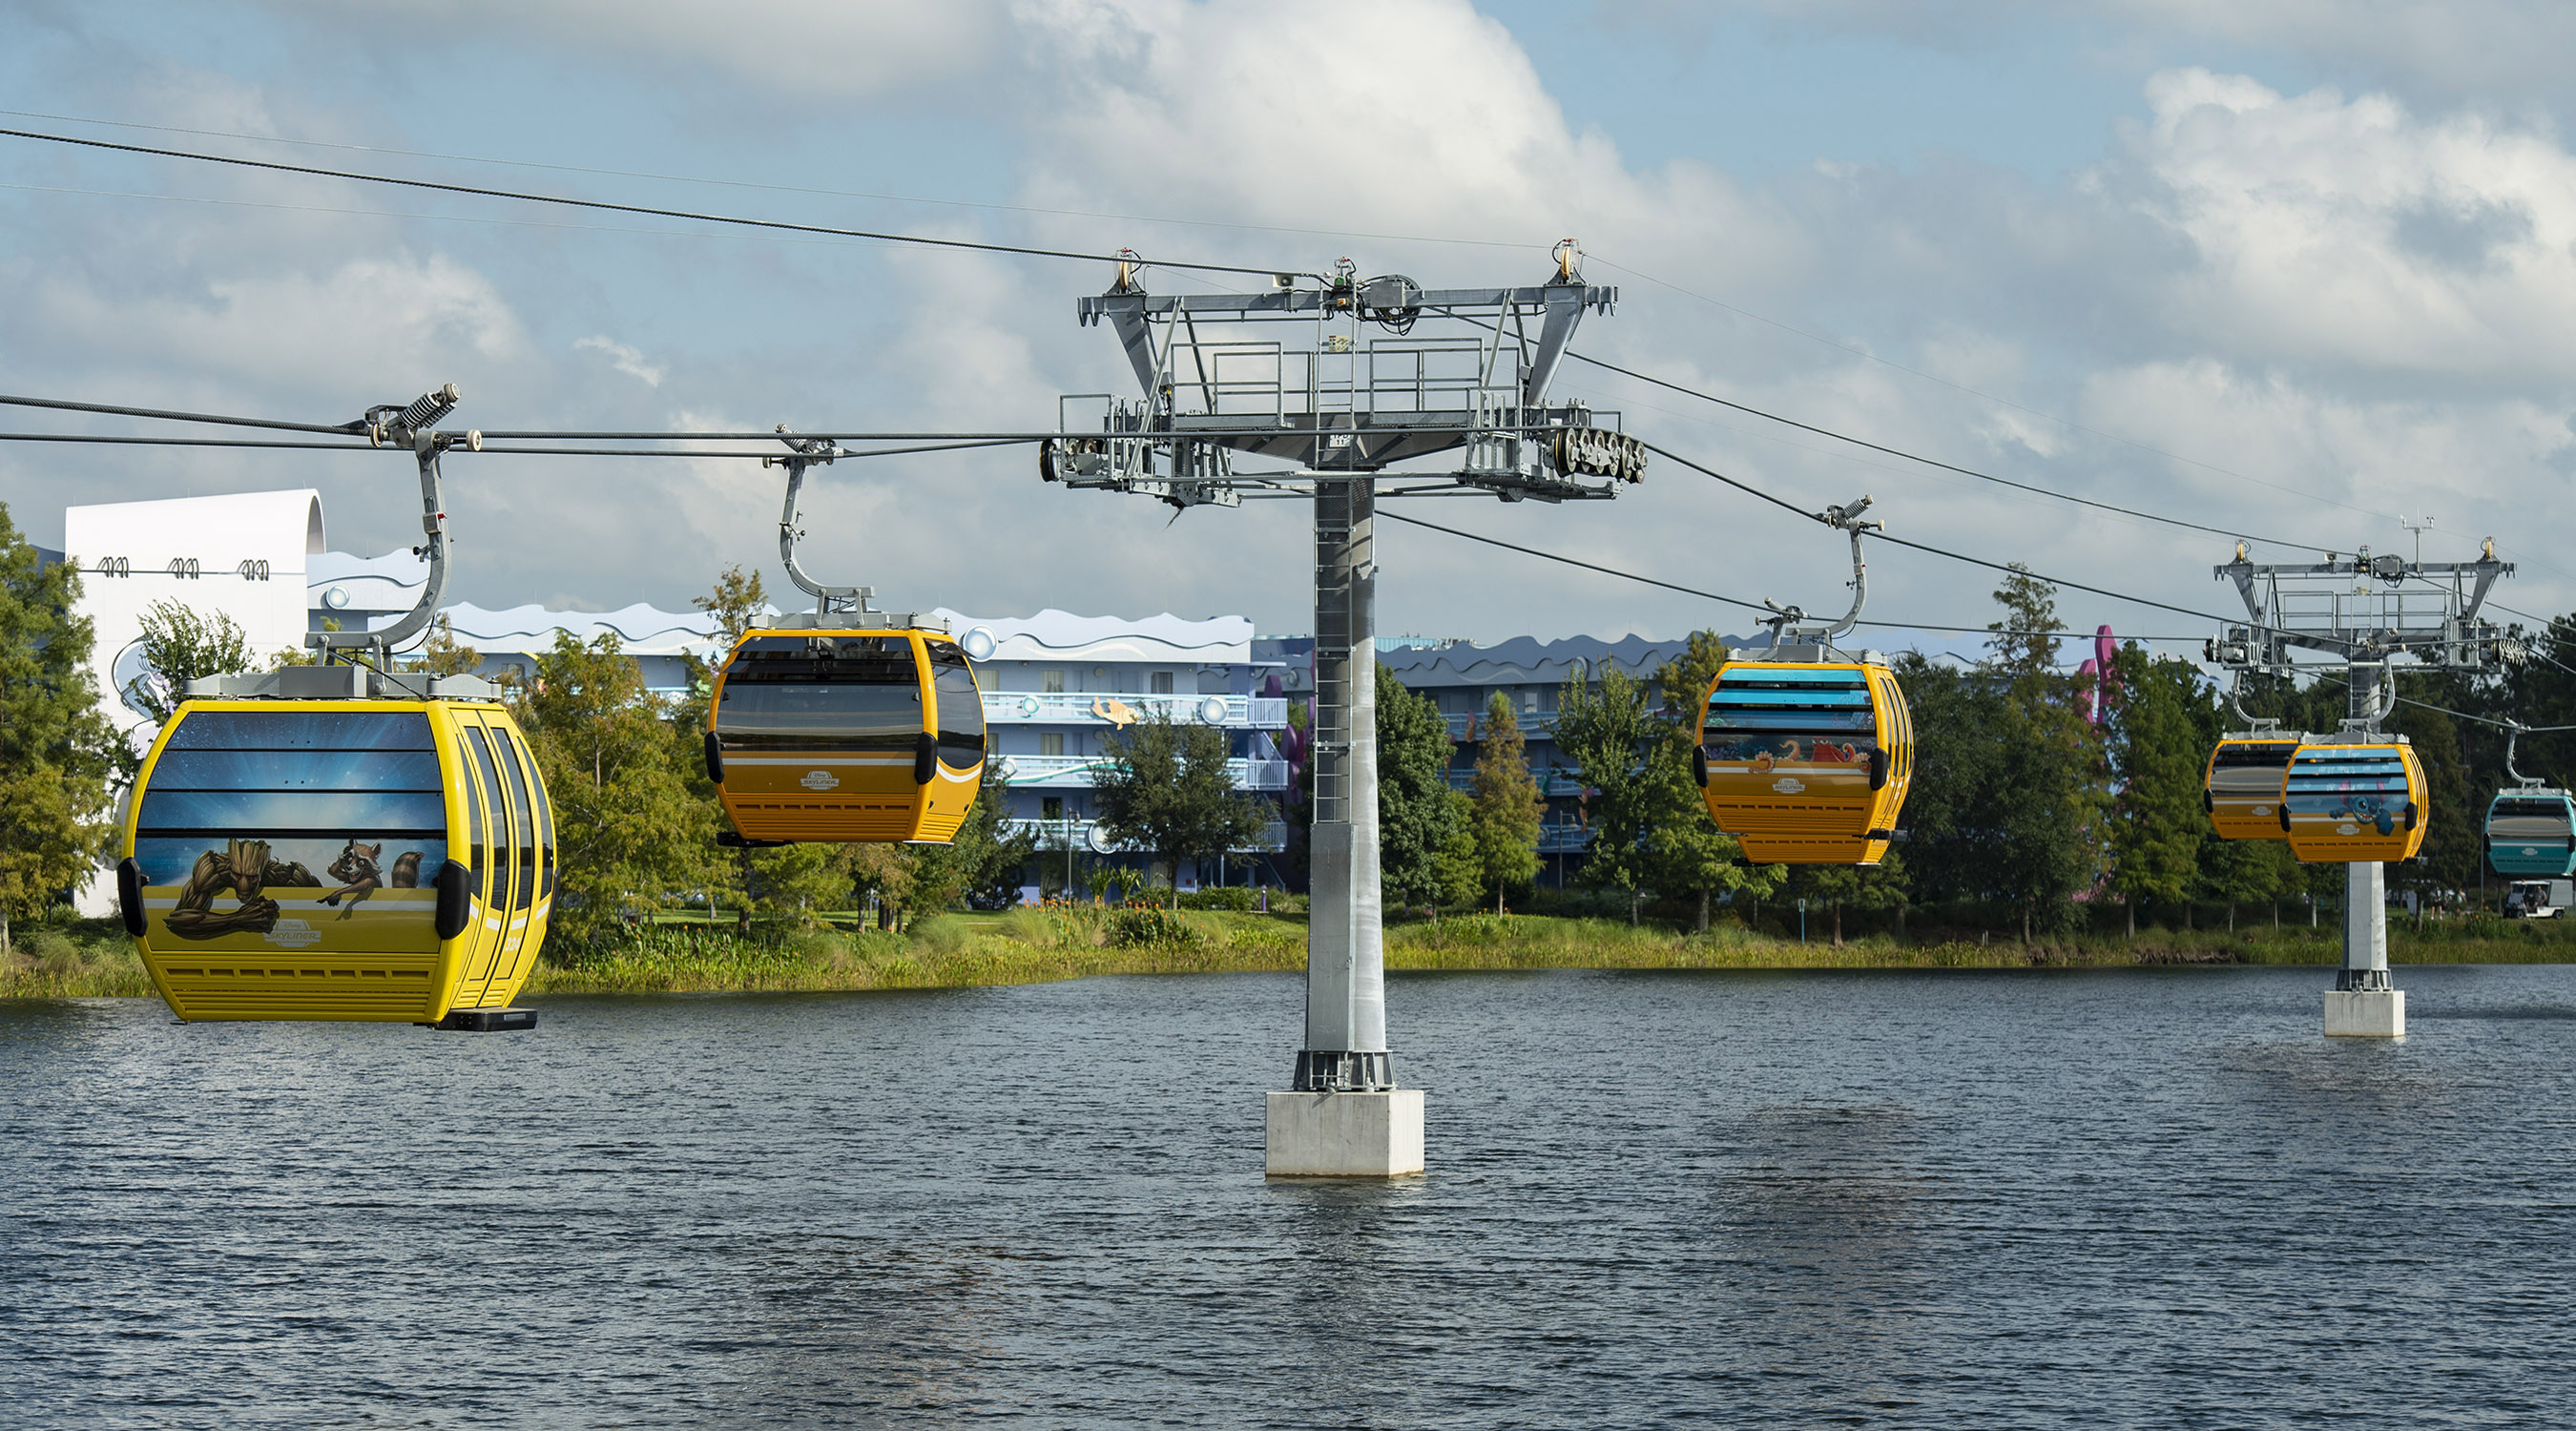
321,840 -> 423,915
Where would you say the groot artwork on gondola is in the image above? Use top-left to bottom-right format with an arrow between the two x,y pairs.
164,838 -> 322,939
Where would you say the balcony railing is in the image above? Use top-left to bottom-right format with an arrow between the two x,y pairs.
1537,825 -> 1591,853
1003,817 -> 1290,854
984,691 -> 1288,728
1444,767 -> 1588,798
1441,710 -> 1558,740
991,755 -> 1290,791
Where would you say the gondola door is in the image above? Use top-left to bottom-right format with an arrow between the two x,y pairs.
459,722 -> 527,1007
505,726 -> 557,960
449,721 -> 505,1006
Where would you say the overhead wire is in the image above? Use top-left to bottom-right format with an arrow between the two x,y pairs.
0,121 -> 2409,561
0,126 -> 1311,282
1583,251 -> 2405,528
1636,439 -> 2248,627
1420,301 -> 2337,556
1579,351 -> 2332,552
0,107 -> 1554,255
1374,508 -> 2199,642
0,104 -> 2399,547
0,430 -> 1032,461
0,128 -> 2525,642
0,121 -> 2420,567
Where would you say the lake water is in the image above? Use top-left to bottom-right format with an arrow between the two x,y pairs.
6,964 -> 2576,1427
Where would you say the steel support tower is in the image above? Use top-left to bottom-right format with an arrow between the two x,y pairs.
1048,248 -> 1641,1171
2207,543 -> 2517,1035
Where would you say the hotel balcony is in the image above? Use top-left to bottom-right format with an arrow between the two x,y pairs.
1003,816 -> 1290,855
992,755 -> 1291,791
985,691 -> 1288,728
1444,767 -> 1589,798
1440,710 -> 1559,741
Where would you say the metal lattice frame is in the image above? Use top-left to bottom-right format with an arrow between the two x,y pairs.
2204,540 -> 2518,1001
1047,247 -> 1641,1091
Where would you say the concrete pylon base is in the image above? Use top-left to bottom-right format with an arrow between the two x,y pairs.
1265,1090 -> 1424,1177
2325,988 -> 2405,1038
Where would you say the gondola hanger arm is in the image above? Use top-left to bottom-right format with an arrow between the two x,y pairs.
310,384 -> 479,665
767,425 -> 873,616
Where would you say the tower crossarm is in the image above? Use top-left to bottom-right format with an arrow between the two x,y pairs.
1054,253 -> 1641,504
2209,543 -> 2516,671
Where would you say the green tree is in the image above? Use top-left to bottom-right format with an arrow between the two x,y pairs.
1376,667 -> 1477,912
1788,853 -> 1910,944
1554,662 -> 1663,919
414,613 -> 482,679
2387,701 -> 2477,909
514,631 -> 703,943
1640,717 -> 1784,931
1091,709 -> 1268,910
2105,643 -> 2208,936
1466,692 -> 1544,912
123,597 -> 252,726
2195,836 -> 2301,932
1655,628 -> 1732,715
1885,654 -> 2007,905
0,509 -> 118,960
902,774 -> 1040,915
693,563 -> 769,647
1637,641 -> 1786,930
1984,567 -> 2107,940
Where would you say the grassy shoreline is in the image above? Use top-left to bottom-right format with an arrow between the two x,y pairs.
10,906 -> 2576,1001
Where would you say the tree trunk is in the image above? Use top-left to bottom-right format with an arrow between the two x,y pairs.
2185,901 -> 2193,931
1,908 -> 10,963
1697,887 -> 1710,934
1832,902 -> 1843,946
2127,900 -> 2135,939
2228,902 -> 2236,933
1630,890 -> 1639,927
2022,906 -> 2030,944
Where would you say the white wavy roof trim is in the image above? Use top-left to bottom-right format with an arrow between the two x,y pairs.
934,608 -> 1255,664
1378,633 -> 1738,685
401,602 -> 724,656
307,550 -> 426,608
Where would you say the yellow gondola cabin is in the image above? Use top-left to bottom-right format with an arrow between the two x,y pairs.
704,625 -> 987,843
2278,737 -> 2427,863
1695,653 -> 1913,864
116,674 -> 552,1026
2204,735 -> 2301,840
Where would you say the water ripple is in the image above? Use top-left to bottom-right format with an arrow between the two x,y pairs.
5,964 -> 2575,1426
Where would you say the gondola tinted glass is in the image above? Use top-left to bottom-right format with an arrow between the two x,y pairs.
2487,793 -> 2576,877
1697,661 -> 1909,864
2204,738 -> 2298,840
2280,741 -> 2426,861
1701,668 -> 1879,768
715,634 -> 922,749
930,642 -> 987,769
133,711 -> 447,901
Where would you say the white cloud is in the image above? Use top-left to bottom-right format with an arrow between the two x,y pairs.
251,0 -> 1005,98
2115,69 -> 2576,385
574,336 -> 665,386
1648,2 -> 2576,109
20,1 -> 2576,641
24,249 -> 530,402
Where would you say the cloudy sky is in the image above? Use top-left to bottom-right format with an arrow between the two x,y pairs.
5,0 -> 2572,662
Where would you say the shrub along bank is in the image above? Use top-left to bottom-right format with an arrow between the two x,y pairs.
14,907 -> 2576,1001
